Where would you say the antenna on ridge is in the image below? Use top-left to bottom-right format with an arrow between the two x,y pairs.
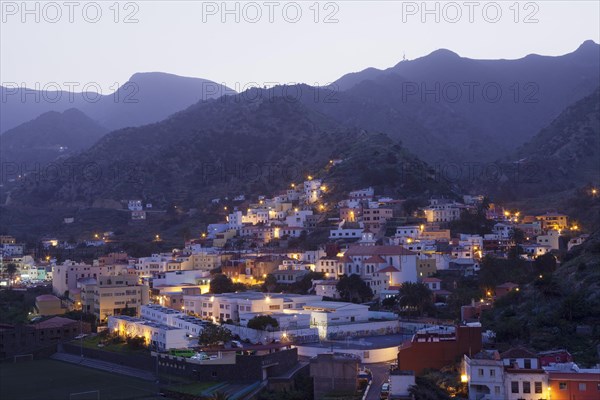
402,52 -> 407,62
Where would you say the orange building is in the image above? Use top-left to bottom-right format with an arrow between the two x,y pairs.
547,370 -> 600,400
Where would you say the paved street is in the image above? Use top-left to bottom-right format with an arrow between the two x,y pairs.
364,362 -> 394,400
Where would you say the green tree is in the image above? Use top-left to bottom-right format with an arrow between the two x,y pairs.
5,263 -> 18,286
198,324 -> 232,347
447,205 -> 494,236
408,376 -> 451,400
336,274 -> 373,303
247,315 -> 279,331
508,228 -> 526,258
126,336 -> 146,349
262,274 -> 279,292
291,271 -> 324,294
533,253 -> 557,277
398,282 -> 433,317
210,274 -> 234,294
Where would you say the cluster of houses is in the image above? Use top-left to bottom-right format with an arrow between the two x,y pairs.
1,184 -> 590,323
463,348 -> 600,400
205,177 -> 327,246
2,184 -> 598,397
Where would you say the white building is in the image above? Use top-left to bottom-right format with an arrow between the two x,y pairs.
567,234 -> 589,251
536,230 -> 560,251
151,270 -> 210,288
312,280 -> 340,298
141,304 -> 185,326
423,201 -> 464,223
493,223 -> 514,239
52,260 -> 128,297
183,292 -> 321,323
329,221 -> 364,240
349,187 -> 374,199
389,370 -> 416,399
127,200 -> 143,211
343,245 -> 419,289
464,351 -> 507,400
395,225 -> 422,239
285,210 -> 313,228
464,348 -> 549,400
304,179 -> 322,204
108,315 -> 189,351
239,312 -> 311,330
141,304 -> 209,338
228,211 -> 243,230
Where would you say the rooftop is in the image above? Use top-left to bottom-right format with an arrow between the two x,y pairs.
34,316 -> 79,329
501,347 -> 537,360
345,245 -> 416,257
110,315 -> 181,331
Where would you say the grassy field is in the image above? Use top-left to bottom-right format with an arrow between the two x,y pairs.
164,381 -> 218,395
0,359 -> 163,400
80,335 -> 150,355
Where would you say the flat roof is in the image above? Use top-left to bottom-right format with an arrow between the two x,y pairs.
303,301 -> 366,310
111,315 -> 182,331
301,333 -> 412,350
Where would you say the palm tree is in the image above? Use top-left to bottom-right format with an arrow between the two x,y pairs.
5,263 -> 18,287
210,391 -> 229,400
398,282 -> 433,317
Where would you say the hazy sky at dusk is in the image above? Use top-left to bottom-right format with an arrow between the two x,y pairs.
2,1 -> 599,92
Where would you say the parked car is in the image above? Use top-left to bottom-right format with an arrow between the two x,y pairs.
380,382 -> 390,399
358,367 -> 372,383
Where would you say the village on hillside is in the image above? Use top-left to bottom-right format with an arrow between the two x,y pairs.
1,178 -> 598,400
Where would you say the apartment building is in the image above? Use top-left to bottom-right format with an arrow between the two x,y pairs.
183,292 -> 321,323
81,274 -> 149,322
52,260 -> 128,296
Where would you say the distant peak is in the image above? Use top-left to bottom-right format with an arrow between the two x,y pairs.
128,71 -> 180,81
63,107 -> 86,115
427,48 -> 460,58
576,40 -> 599,52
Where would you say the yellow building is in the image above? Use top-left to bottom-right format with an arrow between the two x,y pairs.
535,212 -> 568,231
212,229 -> 237,248
0,235 -> 16,245
417,258 -> 437,280
81,275 -> 149,322
35,294 -> 65,316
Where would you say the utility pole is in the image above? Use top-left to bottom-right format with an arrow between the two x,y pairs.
80,309 -> 83,358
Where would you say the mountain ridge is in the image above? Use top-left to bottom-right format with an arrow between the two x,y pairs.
0,72 -> 234,133
0,108 -> 108,167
